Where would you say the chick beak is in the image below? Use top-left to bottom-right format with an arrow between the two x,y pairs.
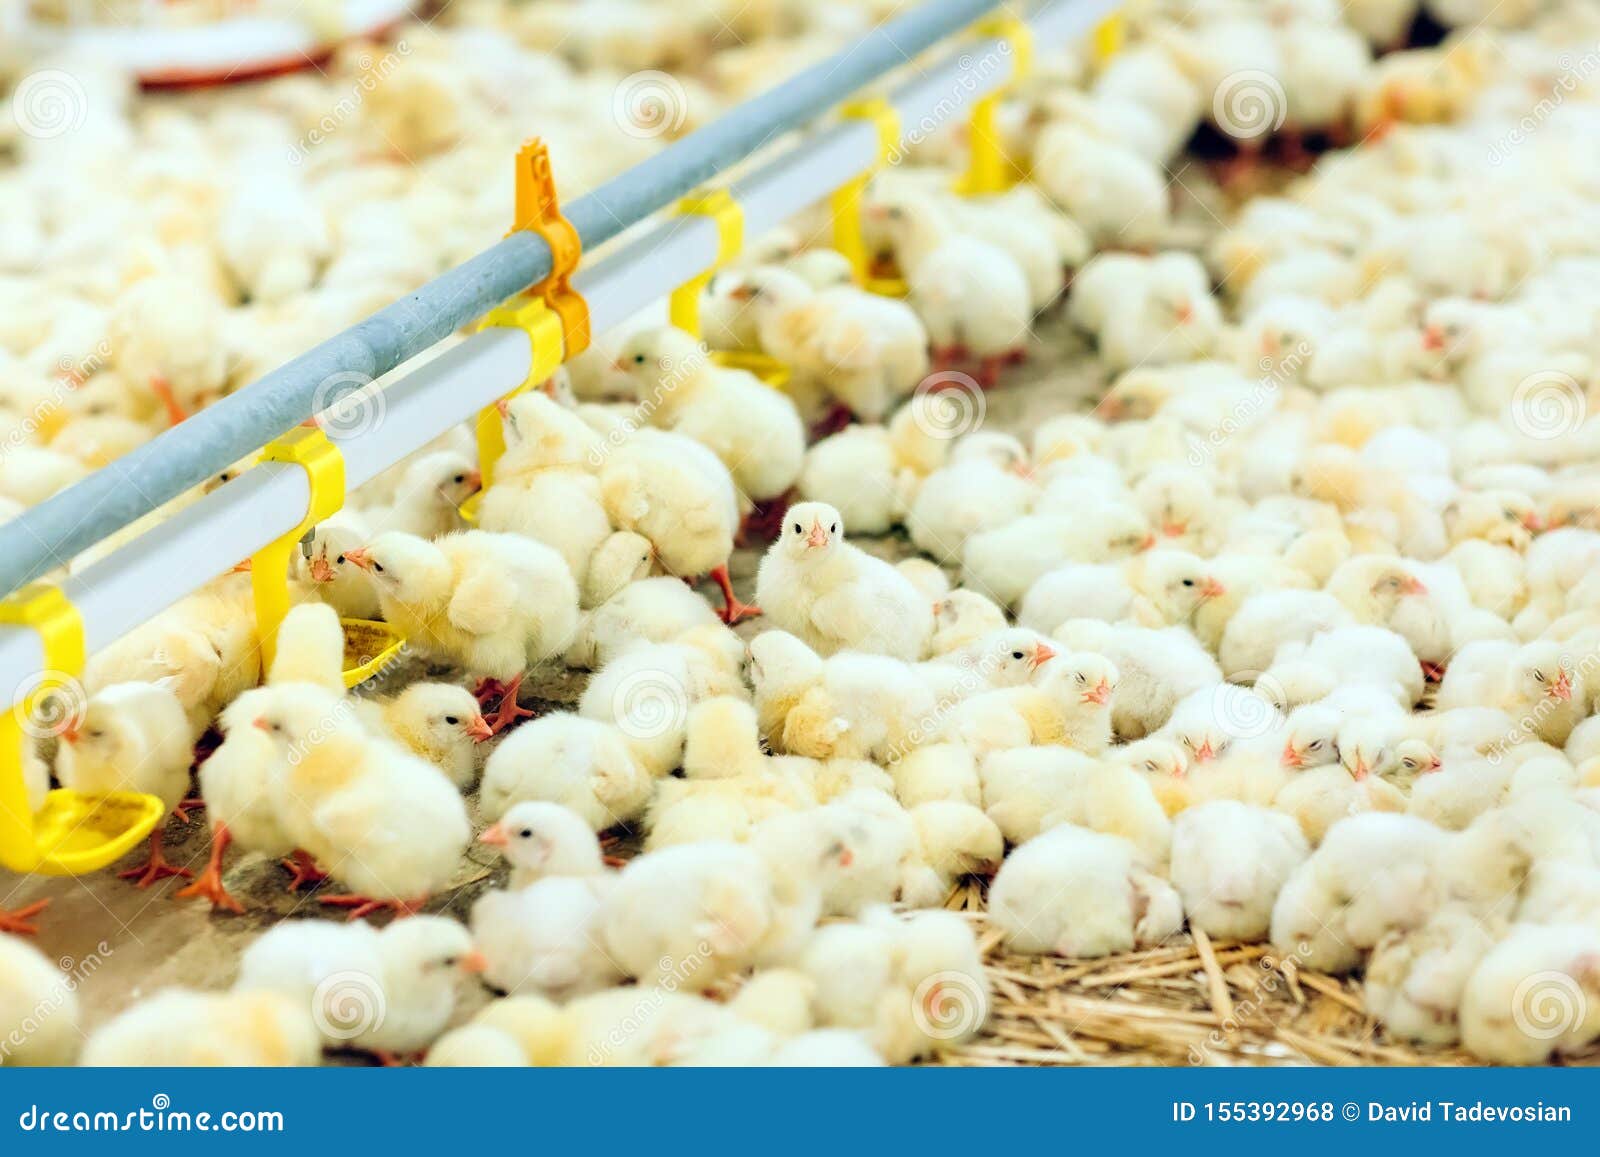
1030,642 -> 1056,669
1198,576 -> 1227,601
1138,533 -> 1157,551
229,558 -> 253,574
1551,671 -> 1573,701
1174,301 -> 1193,324
1010,461 -> 1034,480
458,950 -> 489,975
1421,324 -> 1446,352
1194,740 -> 1215,763
1424,757 -> 1443,774
308,556 -> 336,583
1400,575 -> 1428,596
727,285 -> 755,302
495,398 -> 511,420
1521,511 -> 1544,532
1161,520 -> 1187,537
465,714 -> 495,742
58,716 -> 81,745
464,469 -> 483,494
251,716 -> 272,732
805,520 -> 829,550
1082,678 -> 1112,706
838,847 -> 854,869
343,546 -> 373,572
1281,742 -> 1303,769
1350,758 -> 1370,781
478,824 -> 510,848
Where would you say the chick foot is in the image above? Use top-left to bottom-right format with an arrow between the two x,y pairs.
709,564 -> 760,626
483,673 -> 535,734
319,894 -> 427,922
118,831 -> 193,888
1421,660 -> 1447,683
0,899 -> 49,935
174,824 -> 245,914
149,375 -> 189,426
281,848 -> 330,892
173,798 -> 205,824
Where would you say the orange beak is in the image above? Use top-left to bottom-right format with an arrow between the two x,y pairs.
838,847 -> 854,868
343,546 -> 373,572
1174,301 -> 1193,324
1281,742 -> 1302,769
1138,533 -> 1157,551
1350,758 -> 1370,781
1081,678 -> 1112,706
478,823 -> 510,847
1161,520 -> 1187,537
58,715 -> 81,744
458,950 -> 489,975
230,559 -> 253,574
308,556 -> 336,583
464,469 -> 483,493
495,398 -> 511,419
1030,642 -> 1056,668
1422,757 -> 1442,774
727,284 -> 756,301
251,716 -> 271,732
465,714 -> 495,742
1400,575 -> 1428,596
1198,576 -> 1226,601
1010,461 -> 1034,480
1520,511 -> 1543,532
805,520 -> 829,549
1193,740 -> 1215,763
1421,325 -> 1446,352
1551,671 -> 1573,701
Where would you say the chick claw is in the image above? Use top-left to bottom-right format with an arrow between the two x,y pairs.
319,895 -> 426,922
117,832 -> 193,888
172,797 -> 206,824
281,849 -> 330,892
483,673 -> 534,734
174,824 -> 245,914
0,899 -> 50,935
149,375 -> 190,427
709,564 -> 760,626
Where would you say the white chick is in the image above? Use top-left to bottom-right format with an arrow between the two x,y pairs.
471,876 -> 622,1001
1263,624 -> 1423,711
756,503 -> 932,660
940,652 -> 1118,759
356,682 -> 491,790
907,447 -> 1037,566
479,713 -> 653,832
989,825 -> 1183,958
615,326 -> 805,509
1053,618 -> 1223,741
929,589 -> 1009,656
81,989 -> 321,1067
257,684 -> 471,917
890,743 -> 981,808
235,917 -> 484,1061
346,529 -> 579,722
1437,640 -> 1585,747
797,425 -> 911,536
366,450 -> 479,541
55,680 -> 197,888
1325,555 -> 1453,675
1365,905 -> 1501,1046
899,800 -> 1004,907
478,800 -> 606,888
1459,924 -> 1600,1064
0,934 -> 81,1065
565,574 -> 722,669
297,512 -> 382,621
960,505 -> 1153,610
1218,589 -> 1354,680
1169,802 -> 1309,941
1033,123 -> 1171,250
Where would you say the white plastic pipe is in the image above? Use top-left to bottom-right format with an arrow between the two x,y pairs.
0,0 -> 1119,692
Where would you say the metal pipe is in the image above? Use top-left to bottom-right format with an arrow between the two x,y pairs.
0,0 -> 1119,686
0,0 -> 1010,595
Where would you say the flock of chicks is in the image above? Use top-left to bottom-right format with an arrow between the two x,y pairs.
6,0 -> 1600,1069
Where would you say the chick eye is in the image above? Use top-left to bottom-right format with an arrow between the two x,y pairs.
830,523 -> 838,534
453,474 -> 466,484
1533,670 -> 1546,682
1075,673 -> 1087,684
1181,578 -> 1194,587
441,956 -> 458,967
444,715 -> 459,725
1402,758 -> 1417,769
1144,760 -> 1158,772
887,207 -> 903,220
793,522 -> 803,534
1011,651 -> 1024,660
335,554 -> 345,564
1308,740 -> 1323,750
519,828 -> 533,839
633,354 -> 646,365
373,562 -> 385,573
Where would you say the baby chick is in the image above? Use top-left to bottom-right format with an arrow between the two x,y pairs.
81,988 -> 321,1067
479,800 -> 606,888
1169,802 -> 1309,941
0,934 -> 81,1064
479,713 -> 653,832
356,682 -> 492,790
756,503 -> 933,660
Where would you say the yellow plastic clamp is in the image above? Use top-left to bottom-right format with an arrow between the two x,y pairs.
252,427 -> 346,673
0,584 -> 162,875
470,297 -> 567,502
1092,13 -> 1124,67
668,188 -> 746,338
955,13 -> 1035,196
831,97 -> 905,295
